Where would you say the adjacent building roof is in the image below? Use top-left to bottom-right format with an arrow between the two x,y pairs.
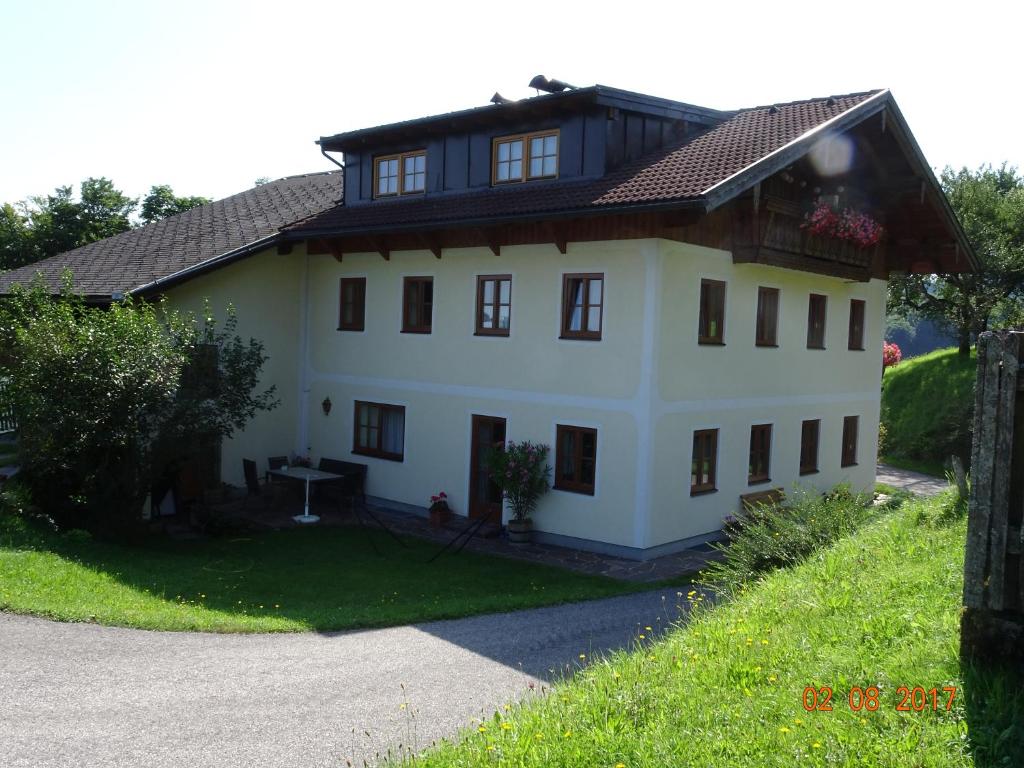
0,172 -> 343,301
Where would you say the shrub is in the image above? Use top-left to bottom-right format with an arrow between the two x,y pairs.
698,485 -> 876,597
484,440 -> 551,520
0,276 -> 277,537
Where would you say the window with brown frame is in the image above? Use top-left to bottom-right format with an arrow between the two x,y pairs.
402,276 -> 433,334
691,428 -> 718,495
554,424 -> 597,495
698,279 -> 726,344
374,150 -> 426,198
338,277 -> 366,331
475,275 -> 511,336
353,401 -> 405,461
848,299 -> 866,350
560,273 -> 603,340
755,287 -> 779,347
807,293 -> 827,349
842,415 -> 859,467
800,419 -> 820,475
492,130 -> 559,184
748,424 -> 772,485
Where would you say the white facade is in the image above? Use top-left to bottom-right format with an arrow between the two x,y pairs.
170,236 -> 884,559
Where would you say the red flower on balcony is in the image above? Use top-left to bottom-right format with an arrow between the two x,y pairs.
803,202 -> 883,248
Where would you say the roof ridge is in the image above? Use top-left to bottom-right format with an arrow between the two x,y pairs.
736,89 -> 885,113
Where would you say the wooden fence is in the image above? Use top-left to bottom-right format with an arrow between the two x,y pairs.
0,377 -> 15,434
961,330 -> 1024,662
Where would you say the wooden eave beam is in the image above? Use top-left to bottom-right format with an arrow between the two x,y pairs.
417,233 -> 442,259
475,228 -> 500,256
368,236 -> 390,261
329,241 -> 343,263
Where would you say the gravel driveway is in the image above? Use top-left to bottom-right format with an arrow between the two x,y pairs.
0,588 -> 689,767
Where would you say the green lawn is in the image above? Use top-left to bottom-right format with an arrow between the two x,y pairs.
0,514 -> 653,632
881,347 -> 976,471
408,494 -> 1023,767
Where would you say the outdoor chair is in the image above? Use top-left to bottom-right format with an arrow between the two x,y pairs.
242,458 -> 284,511
266,455 -> 289,483
317,457 -> 368,512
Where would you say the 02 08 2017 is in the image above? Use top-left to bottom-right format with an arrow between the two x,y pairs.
801,686 -> 957,712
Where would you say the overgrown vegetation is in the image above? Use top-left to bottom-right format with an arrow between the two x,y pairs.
698,486 -> 897,597
0,511 -> 652,632
880,347 -> 977,471
0,278 -> 276,536
405,493 -> 1023,767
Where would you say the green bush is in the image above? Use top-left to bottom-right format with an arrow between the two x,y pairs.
880,347 -> 976,468
0,276 -> 277,537
699,485 -> 877,597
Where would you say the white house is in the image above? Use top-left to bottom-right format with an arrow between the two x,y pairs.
1,82 -> 975,559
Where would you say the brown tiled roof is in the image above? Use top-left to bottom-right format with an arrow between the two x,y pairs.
0,172 -> 343,298
285,91 -> 882,237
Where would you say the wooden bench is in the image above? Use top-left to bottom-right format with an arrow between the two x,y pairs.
317,458 -> 368,508
739,487 -> 785,511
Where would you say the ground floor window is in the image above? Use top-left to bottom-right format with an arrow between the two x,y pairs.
691,429 -> 718,495
353,401 -> 405,461
748,423 -> 772,484
554,424 -> 597,494
800,419 -> 820,475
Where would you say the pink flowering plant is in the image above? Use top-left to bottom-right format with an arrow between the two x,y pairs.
484,440 -> 552,521
428,491 -> 449,512
883,341 -> 902,368
803,202 -> 883,248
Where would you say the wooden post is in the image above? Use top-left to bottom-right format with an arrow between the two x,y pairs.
961,330 -> 1024,662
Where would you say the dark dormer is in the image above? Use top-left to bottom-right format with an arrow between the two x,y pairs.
318,84 -> 729,206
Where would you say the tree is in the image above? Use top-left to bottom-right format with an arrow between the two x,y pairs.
23,178 -> 137,261
140,185 -> 210,225
887,164 -> 1024,355
0,202 -> 37,271
0,275 -> 277,537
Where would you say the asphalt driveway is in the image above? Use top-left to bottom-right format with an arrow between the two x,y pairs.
0,588 -> 689,767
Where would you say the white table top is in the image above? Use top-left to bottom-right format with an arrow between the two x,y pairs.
268,467 -> 343,482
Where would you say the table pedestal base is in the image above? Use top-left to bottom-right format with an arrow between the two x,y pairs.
292,514 -> 320,524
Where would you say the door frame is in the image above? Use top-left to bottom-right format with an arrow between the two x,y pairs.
468,414 -> 507,521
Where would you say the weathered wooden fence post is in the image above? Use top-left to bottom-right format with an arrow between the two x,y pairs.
961,330 -> 1024,662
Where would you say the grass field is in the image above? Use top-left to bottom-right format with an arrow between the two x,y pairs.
881,347 -> 976,472
0,514 -> 654,632
407,493 -> 1023,767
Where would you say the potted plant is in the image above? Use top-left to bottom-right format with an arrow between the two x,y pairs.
428,491 -> 451,527
484,440 -> 551,545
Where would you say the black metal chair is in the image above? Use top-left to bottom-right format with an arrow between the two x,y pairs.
266,455 -> 289,482
243,458 -> 283,511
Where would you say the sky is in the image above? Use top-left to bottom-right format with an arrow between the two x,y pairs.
1,0 -> 1020,206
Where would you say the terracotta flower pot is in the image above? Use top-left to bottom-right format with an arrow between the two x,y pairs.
429,503 -> 451,528
507,517 -> 532,545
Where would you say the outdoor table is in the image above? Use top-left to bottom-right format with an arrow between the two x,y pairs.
267,466 -> 345,524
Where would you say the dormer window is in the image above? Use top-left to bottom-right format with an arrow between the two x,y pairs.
375,150 -> 426,197
492,130 -> 559,184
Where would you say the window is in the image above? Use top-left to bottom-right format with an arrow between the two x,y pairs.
492,130 -> 559,184
699,279 -> 726,344
800,419 -> 820,475
691,429 -> 718,495
402,276 -> 433,334
555,424 -> 597,495
375,150 -> 426,197
807,293 -> 827,349
748,424 -> 772,485
848,299 -> 866,350
842,415 -> 859,467
561,273 -> 603,340
755,287 -> 779,347
353,401 -> 405,461
338,278 -> 366,331
476,275 -> 511,336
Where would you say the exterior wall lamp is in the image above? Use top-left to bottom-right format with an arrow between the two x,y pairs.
322,397 -> 332,416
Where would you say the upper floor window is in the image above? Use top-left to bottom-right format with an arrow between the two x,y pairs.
338,277 -> 366,331
807,293 -> 827,349
841,415 -> 859,467
492,130 -> 559,184
554,424 -> 597,495
699,279 -> 726,345
476,275 -> 511,336
375,150 -> 426,197
848,299 -> 866,350
561,273 -> 603,340
755,287 -> 779,347
402,276 -> 433,334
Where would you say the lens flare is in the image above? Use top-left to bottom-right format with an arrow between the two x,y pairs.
808,133 -> 854,177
